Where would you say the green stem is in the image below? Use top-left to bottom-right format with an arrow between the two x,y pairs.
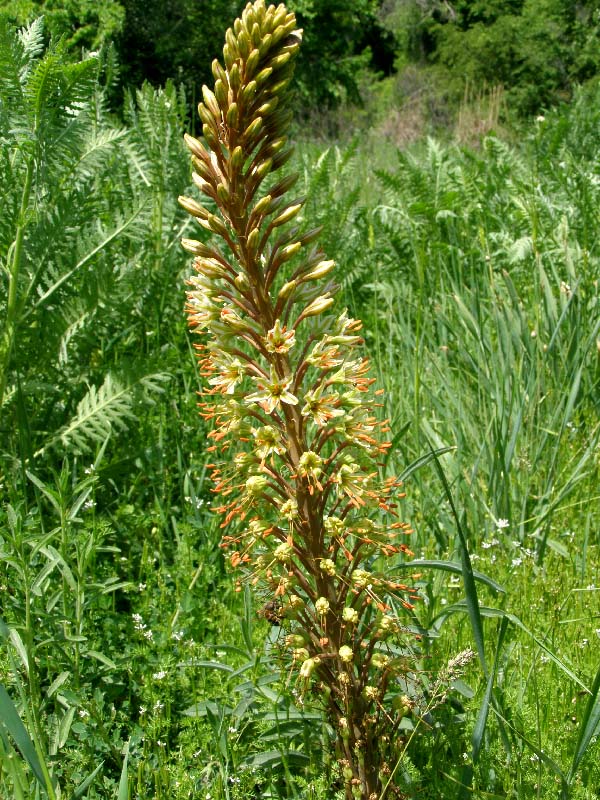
0,155 -> 35,409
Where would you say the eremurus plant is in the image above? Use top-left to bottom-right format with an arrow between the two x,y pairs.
180,3 -> 421,797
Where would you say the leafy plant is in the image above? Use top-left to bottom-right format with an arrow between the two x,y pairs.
0,17 -> 191,486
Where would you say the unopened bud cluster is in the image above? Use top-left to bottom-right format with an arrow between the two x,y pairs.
181,3 -> 421,797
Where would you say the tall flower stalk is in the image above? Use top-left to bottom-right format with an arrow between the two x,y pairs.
181,3 -> 421,796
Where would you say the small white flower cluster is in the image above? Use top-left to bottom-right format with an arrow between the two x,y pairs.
132,613 -> 154,641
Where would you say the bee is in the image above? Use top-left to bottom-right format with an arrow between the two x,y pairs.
259,600 -> 283,626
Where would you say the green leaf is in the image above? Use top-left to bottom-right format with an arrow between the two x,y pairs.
240,749 -> 310,769
427,443 -> 488,675
117,741 -> 130,800
568,661 -> 600,784
472,617 -> 508,763
0,683 -> 46,788
390,559 -> 505,594
71,761 -> 104,799
85,650 -> 117,670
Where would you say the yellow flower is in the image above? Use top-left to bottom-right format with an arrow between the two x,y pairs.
298,450 -> 323,492
315,596 -> 330,615
320,558 -> 336,576
301,384 -> 344,427
339,645 -> 353,663
208,356 -> 245,394
245,367 -> 298,414
300,656 -> 320,678
342,607 -> 358,624
252,425 -> 285,459
274,542 -> 293,562
245,475 -> 268,496
264,319 -> 296,353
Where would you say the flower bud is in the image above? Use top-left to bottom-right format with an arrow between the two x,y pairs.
229,62 -> 241,91
255,158 -> 273,179
272,203 -> 303,227
301,296 -> 334,318
271,145 -> 294,170
234,272 -> 250,291
225,27 -> 238,56
178,196 -> 210,220
258,30 -> 272,53
252,194 -> 273,216
241,80 -> 258,105
206,214 -> 228,237
255,66 -> 273,86
196,258 -> 225,278
246,227 -> 261,255
181,238 -> 212,257
244,117 -> 263,141
226,103 -> 239,128
231,145 -> 244,171
216,183 -> 229,204
277,280 -> 297,299
303,260 -> 335,281
245,475 -> 268,495
184,133 -> 209,161
279,241 -> 302,262
237,30 -> 251,59
258,97 -> 279,116
285,634 -> 306,648
212,57 -> 227,82
246,48 -> 260,78
271,51 -> 291,70
214,79 -> 227,108
223,43 -> 235,70
300,657 -> 319,678
202,86 -> 220,118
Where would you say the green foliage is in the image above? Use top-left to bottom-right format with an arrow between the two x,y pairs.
389,0 -> 600,116
286,0 -> 387,108
116,0 -> 240,112
0,0 -> 125,51
0,17 -> 195,484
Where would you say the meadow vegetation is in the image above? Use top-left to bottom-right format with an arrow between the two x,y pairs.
1,8 -> 599,800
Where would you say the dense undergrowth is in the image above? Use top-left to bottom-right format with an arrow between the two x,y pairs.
1,17 -> 599,800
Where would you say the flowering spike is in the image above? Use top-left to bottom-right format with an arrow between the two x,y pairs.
181,4 -> 433,798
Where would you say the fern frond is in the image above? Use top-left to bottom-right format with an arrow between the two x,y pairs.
17,16 -> 45,62
38,371 -> 170,455
57,302 -> 91,365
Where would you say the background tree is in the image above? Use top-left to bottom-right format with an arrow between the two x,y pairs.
381,0 -> 600,116
0,0 -> 125,50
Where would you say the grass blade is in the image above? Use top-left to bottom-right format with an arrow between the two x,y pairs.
0,683 -> 46,788
567,660 -> 600,784
472,617 -> 508,762
117,741 -> 130,800
427,443 -> 488,675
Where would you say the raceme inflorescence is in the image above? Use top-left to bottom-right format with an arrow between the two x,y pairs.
180,3 -> 421,797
